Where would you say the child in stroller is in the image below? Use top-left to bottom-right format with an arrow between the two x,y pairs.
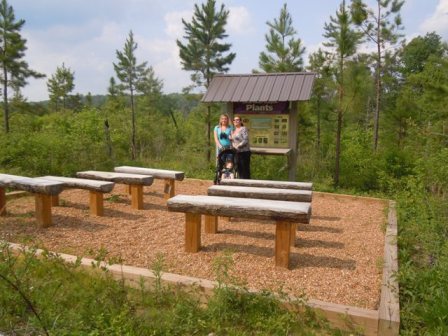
214,147 -> 237,184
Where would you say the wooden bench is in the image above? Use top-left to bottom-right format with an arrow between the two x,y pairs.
76,171 -> 153,210
220,178 -> 313,190
207,185 -> 312,228
167,194 -> 311,269
40,176 -> 115,216
0,174 -> 64,227
114,166 -> 185,199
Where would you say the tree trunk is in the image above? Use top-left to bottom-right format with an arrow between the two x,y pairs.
334,58 -> 344,187
373,2 -> 382,151
104,119 -> 113,158
206,104 -> 211,163
130,87 -> 136,160
3,65 -> 9,133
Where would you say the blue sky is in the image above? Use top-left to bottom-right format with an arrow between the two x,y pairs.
12,0 -> 448,102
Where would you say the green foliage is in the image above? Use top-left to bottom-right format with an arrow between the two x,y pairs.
0,0 -> 45,132
176,0 -> 236,89
258,3 -> 306,72
47,63 -> 75,111
0,244 -> 336,335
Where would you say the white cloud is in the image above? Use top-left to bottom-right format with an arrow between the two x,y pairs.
164,10 -> 193,39
420,0 -> 448,38
228,6 -> 255,35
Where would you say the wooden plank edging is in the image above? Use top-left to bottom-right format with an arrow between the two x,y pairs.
377,201 -> 400,335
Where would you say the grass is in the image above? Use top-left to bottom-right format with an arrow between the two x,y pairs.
0,243 -> 349,335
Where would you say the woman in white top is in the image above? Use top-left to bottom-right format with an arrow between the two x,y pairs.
231,115 -> 251,179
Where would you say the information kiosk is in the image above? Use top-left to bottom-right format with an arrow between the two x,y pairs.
202,72 -> 315,180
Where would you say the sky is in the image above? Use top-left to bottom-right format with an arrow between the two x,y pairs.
11,0 -> 448,102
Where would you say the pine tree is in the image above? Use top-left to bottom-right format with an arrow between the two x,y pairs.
351,0 -> 404,151
47,63 -> 75,111
177,0 -> 236,162
0,0 -> 44,132
323,0 -> 362,186
113,30 -> 153,160
259,3 -> 306,72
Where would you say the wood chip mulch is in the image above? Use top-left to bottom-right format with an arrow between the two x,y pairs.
0,178 -> 387,310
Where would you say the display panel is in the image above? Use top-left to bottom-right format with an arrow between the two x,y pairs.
239,114 -> 289,148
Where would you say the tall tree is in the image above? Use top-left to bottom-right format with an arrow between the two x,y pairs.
113,30 -> 152,160
0,0 -> 44,132
351,0 -> 404,151
177,0 -> 236,162
47,63 -> 75,111
259,3 -> 306,72
307,48 -> 335,152
323,0 -> 362,186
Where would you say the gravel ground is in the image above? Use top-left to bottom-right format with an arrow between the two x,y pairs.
0,178 -> 387,309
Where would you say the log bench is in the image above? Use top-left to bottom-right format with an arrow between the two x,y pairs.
0,174 -> 64,227
167,194 -> 311,269
207,185 -> 312,230
40,176 -> 115,216
76,171 -> 153,210
220,178 -> 313,190
114,166 -> 185,199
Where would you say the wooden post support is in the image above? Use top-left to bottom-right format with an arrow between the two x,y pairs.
52,195 -> 60,206
35,194 -> 52,228
204,215 -> 218,234
89,191 -> 104,216
185,212 -> 201,252
0,187 -> 6,216
164,179 -> 175,199
290,223 -> 297,247
275,221 -> 292,269
130,184 -> 143,209
127,185 -> 132,195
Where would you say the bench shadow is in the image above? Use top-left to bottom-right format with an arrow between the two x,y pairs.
144,190 -> 164,198
218,228 -> 274,240
298,224 -> 343,234
55,202 -> 144,220
290,253 -> 356,270
294,238 -> 344,249
202,243 -> 355,270
311,215 -> 341,221
142,203 -> 166,211
52,215 -> 109,232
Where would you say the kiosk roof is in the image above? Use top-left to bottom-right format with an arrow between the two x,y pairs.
202,72 -> 315,103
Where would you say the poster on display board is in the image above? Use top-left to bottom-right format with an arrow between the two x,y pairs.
234,102 -> 290,148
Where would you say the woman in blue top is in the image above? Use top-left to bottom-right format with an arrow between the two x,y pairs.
213,114 -> 233,158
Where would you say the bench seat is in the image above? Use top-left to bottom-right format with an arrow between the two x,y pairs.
208,185 -> 312,203
220,178 -> 313,190
40,176 -> 115,216
114,166 -> 185,199
167,194 -> 311,269
76,171 -> 153,210
0,174 -> 65,227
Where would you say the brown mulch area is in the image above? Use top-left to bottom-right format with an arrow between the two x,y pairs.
0,178 -> 387,310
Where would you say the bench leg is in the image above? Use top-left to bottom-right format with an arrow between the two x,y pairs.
35,194 -> 52,228
164,179 -> 175,199
290,223 -> 297,247
52,195 -> 60,206
275,221 -> 292,269
0,187 -> 6,216
130,185 -> 143,210
89,191 -> 104,216
127,185 -> 132,195
204,215 -> 218,234
185,213 -> 201,252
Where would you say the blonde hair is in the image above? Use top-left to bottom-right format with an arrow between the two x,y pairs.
219,114 -> 231,126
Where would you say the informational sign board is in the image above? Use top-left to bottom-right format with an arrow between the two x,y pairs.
234,102 -> 289,148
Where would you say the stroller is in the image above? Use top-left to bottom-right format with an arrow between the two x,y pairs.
214,147 -> 238,185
